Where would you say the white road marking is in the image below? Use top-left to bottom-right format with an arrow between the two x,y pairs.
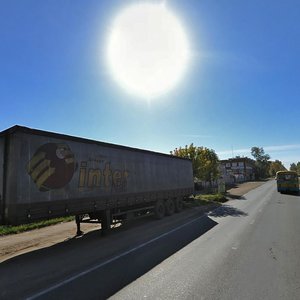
26,212 -> 212,300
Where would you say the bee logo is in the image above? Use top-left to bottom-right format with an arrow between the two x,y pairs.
27,143 -> 76,191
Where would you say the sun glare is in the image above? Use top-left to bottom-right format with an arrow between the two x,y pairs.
106,3 -> 190,99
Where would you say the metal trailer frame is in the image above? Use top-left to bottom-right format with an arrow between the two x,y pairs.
0,126 -> 194,235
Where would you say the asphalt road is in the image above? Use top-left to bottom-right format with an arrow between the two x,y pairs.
1,180 -> 299,299
0,204 -> 217,300
113,180 -> 300,300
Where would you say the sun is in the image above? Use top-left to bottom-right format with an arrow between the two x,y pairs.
106,3 -> 190,99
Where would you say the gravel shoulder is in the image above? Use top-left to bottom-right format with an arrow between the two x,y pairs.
0,180 -> 268,263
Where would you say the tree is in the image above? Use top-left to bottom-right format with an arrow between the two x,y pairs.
269,160 -> 286,177
251,147 -> 270,162
171,144 -> 219,184
290,163 -> 297,172
251,147 -> 271,179
290,162 -> 300,175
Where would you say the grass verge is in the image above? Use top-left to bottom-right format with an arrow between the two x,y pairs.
0,216 -> 74,236
191,193 -> 227,206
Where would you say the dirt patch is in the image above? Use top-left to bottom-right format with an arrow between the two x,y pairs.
0,221 -> 99,263
226,180 -> 268,199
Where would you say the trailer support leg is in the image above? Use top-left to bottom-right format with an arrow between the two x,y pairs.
75,215 -> 83,236
101,209 -> 111,236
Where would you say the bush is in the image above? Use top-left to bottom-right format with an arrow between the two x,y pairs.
194,193 -> 227,204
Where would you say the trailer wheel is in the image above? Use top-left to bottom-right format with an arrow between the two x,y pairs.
174,199 -> 183,213
154,200 -> 165,219
165,199 -> 175,216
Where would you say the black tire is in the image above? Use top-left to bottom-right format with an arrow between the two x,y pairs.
174,198 -> 183,213
154,200 -> 165,219
165,199 -> 175,216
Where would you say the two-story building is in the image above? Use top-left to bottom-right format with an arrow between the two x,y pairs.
219,157 -> 256,184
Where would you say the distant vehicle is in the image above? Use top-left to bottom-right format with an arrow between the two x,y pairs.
275,171 -> 299,193
0,126 -> 194,235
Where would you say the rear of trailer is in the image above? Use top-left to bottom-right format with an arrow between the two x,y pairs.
0,126 -> 193,234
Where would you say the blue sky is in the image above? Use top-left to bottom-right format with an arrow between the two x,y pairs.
1,0 -> 299,168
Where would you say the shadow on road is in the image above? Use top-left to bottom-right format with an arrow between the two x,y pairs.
0,211 -> 218,300
208,205 -> 248,217
279,191 -> 300,197
226,194 -> 246,200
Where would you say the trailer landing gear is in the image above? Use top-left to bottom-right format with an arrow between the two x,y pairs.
75,210 -> 112,236
75,215 -> 84,236
100,210 -> 111,236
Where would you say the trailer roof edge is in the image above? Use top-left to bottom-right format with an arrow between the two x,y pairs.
0,125 -> 191,162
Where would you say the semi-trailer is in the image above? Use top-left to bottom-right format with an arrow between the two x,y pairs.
0,126 -> 194,234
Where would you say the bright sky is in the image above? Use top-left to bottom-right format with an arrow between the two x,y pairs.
1,0 -> 299,168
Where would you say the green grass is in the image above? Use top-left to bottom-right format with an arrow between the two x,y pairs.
0,216 -> 74,236
197,193 -> 227,202
192,193 -> 227,206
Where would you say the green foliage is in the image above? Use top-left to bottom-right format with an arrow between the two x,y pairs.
290,162 -> 300,175
251,147 -> 270,161
197,193 -> 227,202
191,197 -> 212,206
194,193 -> 227,204
269,160 -> 286,176
0,216 -> 74,236
171,143 -> 219,183
251,146 -> 271,179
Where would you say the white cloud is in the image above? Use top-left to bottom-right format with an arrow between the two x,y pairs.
264,144 -> 300,152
